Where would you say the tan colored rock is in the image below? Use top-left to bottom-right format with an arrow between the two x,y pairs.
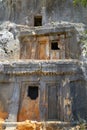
0,111 -> 8,120
16,121 -> 42,130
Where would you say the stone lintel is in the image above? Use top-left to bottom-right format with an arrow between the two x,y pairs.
19,25 -> 75,37
0,60 -> 82,76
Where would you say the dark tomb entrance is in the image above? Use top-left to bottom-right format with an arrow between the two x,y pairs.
27,86 -> 38,100
34,16 -> 42,26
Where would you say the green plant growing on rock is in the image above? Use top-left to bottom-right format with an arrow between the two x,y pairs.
73,0 -> 87,7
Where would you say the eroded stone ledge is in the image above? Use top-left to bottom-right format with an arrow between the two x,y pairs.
0,60 -> 82,75
0,120 -> 81,130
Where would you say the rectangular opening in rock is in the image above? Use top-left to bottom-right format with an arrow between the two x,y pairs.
34,16 -> 42,26
51,41 -> 60,50
27,86 -> 39,100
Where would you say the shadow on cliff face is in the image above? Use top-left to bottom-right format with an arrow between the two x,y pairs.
45,0 -> 72,15
70,80 -> 87,121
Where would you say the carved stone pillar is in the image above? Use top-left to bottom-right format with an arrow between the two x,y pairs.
62,78 -> 72,122
7,78 -> 20,122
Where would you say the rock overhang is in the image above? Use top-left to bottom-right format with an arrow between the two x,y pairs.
19,24 -> 75,37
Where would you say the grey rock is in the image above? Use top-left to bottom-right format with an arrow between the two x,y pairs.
0,30 -> 14,44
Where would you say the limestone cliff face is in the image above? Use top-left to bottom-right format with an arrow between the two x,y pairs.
0,0 -> 87,124
0,0 -> 87,25
0,0 -> 86,58
0,0 -> 86,61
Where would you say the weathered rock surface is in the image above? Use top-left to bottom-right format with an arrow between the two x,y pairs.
1,120 -> 86,130
0,1 -> 87,129
0,21 -> 84,61
0,22 -> 20,60
0,0 -> 87,25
